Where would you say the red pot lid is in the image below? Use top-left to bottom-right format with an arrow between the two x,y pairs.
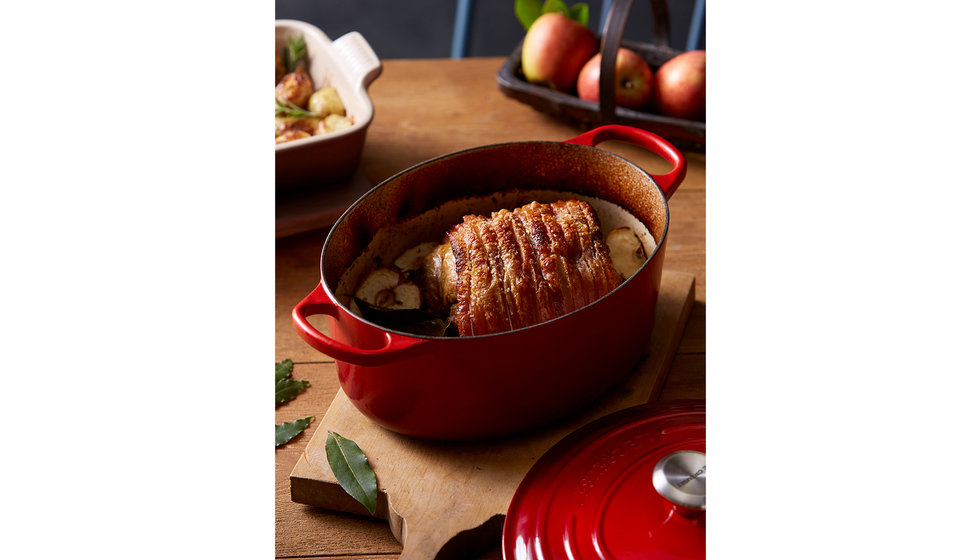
503,401 -> 706,560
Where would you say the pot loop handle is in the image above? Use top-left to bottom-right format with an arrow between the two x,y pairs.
292,283 -> 428,367
564,125 -> 687,200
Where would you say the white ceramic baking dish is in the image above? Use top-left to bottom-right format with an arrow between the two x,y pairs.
275,20 -> 381,190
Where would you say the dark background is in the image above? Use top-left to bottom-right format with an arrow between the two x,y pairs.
274,0 -> 705,59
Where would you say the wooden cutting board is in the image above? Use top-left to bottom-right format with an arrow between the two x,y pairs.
290,269 -> 696,559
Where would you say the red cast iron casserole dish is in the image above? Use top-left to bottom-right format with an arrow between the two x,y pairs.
292,125 -> 686,440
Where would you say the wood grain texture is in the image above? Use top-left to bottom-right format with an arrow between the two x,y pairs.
289,271 -> 694,559
276,171 -> 374,239
276,57 -> 705,559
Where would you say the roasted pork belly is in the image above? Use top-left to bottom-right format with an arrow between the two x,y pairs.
426,199 -> 621,336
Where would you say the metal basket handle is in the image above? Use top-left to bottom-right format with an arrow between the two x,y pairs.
599,0 -> 670,122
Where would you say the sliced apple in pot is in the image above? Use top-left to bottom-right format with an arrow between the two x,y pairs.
354,267 -> 422,310
391,283 -> 422,310
605,227 -> 647,280
394,242 -> 440,272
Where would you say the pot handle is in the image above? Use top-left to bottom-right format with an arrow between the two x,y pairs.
565,125 -> 687,200
292,283 -> 428,367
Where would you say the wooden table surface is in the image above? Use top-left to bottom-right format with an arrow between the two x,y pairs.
275,57 -> 705,559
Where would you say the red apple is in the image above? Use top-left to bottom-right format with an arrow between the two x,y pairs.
576,48 -> 654,110
521,12 -> 598,93
653,50 -> 706,120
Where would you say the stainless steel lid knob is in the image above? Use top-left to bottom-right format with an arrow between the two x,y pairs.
652,450 -> 706,512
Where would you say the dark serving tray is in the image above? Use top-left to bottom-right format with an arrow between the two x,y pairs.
496,0 -> 704,153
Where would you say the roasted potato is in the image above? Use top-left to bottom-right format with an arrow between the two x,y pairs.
308,87 -> 345,117
287,117 -> 323,135
275,129 -> 310,144
316,114 -> 353,135
275,66 -> 314,108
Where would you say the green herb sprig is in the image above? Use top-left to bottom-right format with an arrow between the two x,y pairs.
283,35 -> 307,73
275,99 -> 317,119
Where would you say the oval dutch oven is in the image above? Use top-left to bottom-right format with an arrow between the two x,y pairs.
292,125 -> 686,440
